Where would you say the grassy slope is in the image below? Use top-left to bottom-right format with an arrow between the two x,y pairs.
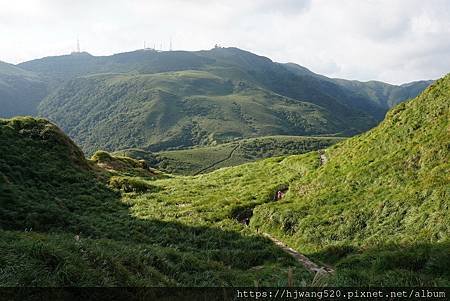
132,74 -> 449,286
39,71 -> 343,155
0,117 -> 311,286
116,135 -> 344,175
251,75 -> 450,285
0,74 -> 447,287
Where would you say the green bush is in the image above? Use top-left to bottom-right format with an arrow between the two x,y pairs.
109,176 -> 158,193
90,150 -> 112,162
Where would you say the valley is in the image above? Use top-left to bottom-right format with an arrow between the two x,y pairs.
1,74 -> 448,286
1,0 -> 449,295
114,135 -> 343,175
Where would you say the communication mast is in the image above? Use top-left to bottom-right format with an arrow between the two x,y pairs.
77,38 -> 81,53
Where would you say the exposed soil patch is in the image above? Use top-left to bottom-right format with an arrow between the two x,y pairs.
318,150 -> 328,165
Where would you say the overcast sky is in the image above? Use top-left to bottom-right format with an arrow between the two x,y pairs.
1,0 -> 449,84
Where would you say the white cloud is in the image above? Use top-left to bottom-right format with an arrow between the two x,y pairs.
0,0 -> 449,83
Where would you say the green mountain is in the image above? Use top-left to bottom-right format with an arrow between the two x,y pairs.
112,73 -> 447,285
0,61 -> 47,117
248,74 -> 448,285
286,62 -> 433,118
0,73 -> 448,287
38,71 -> 351,154
333,78 -> 434,113
14,47 -> 429,154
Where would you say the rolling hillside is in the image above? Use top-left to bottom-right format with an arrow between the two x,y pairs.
0,117 -> 310,286
115,135 -> 343,175
38,71 -> 347,154
251,74 -> 449,285
0,61 -> 47,117
121,73 -> 449,286
0,74 -> 448,287
21,47 -> 428,154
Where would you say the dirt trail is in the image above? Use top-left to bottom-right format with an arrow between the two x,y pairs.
263,233 -> 334,275
318,150 -> 328,165
193,143 -> 241,175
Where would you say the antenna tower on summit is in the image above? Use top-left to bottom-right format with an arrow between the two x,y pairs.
77,38 -> 81,53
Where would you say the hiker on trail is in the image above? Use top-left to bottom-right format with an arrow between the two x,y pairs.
241,217 -> 250,226
276,190 -> 284,200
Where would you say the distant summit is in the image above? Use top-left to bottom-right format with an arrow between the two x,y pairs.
0,47 -> 433,154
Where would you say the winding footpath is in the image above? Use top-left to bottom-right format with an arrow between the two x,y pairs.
262,150 -> 334,274
318,150 -> 328,165
258,151 -> 334,275
198,145 -> 334,275
193,142 -> 241,175
263,233 -> 334,275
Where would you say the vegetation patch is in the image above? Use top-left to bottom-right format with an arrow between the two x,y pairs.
0,73 -> 447,287
116,135 -> 342,175
91,150 -> 165,178
0,117 -> 312,286
109,176 -> 160,193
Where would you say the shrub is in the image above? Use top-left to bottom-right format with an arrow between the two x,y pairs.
91,151 -> 113,163
109,176 -> 157,193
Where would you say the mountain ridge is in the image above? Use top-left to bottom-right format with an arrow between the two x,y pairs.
1,47 -> 433,154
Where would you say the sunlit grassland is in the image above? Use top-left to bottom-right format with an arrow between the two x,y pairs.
116,135 -> 342,175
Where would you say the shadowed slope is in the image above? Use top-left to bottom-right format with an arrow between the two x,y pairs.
0,117 -> 311,286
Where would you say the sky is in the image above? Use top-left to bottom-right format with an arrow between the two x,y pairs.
0,0 -> 449,84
